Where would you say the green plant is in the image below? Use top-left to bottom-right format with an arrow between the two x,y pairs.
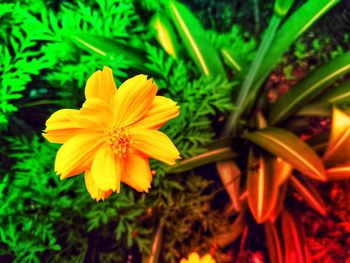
168,0 -> 350,262
1,0 -> 241,262
1,0 -> 350,262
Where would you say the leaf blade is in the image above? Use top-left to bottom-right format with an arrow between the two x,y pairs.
244,127 -> 326,181
166,0 -> 226,78
71,34 -> 157,75
265,221 -> 283,263
250,0 -> 339,110
216,160 -> 241,211
269,52 -> 350,124
247,149 -> 279,224
315,80 -> 350,105
169,147 -> 238,173
326,162 -> 350,180
150,12 -> 180,59
290,175 -> 327,216
281,209 -> 309,263
323,107 -> 350,165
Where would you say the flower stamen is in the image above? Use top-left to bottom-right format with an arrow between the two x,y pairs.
106,127 -> 134,158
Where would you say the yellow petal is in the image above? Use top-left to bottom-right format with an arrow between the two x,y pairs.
121,154 -> 152,192
188,253 -> 200,263
179,260 -> 189,263
84,169 -> 113,201
85,66 -> 117,105
133,96 -> 180,129
131,128 -> 180,165
91,145 -> 122,191
201,254 -> 215,263
43,109 -> 86,144
69,98 -> 113,130
113,75 -> 158,127
55,133 -> 104,179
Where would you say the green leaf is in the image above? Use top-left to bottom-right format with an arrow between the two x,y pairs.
265,221 -> 283,263
243,127 -> 326,181
296,103 -> 331,117
220,47 -> 243,72
169,147 -> 238,173
247,149 -> 279,224
216,160 -> 241,211
299,80 -> 350,116
274,0 -> 295,17
248,0 -> 339,113
326,162 -> 350,180
224,13 -> 282,135
143,222 -> 163,263
165,0 -> 226,78
314,80 -> 350,105
269,182 -> 288,223
290,175 -> 327,216
281,209 -> 310,263
269,51 -> 350,124
150,12 -> 180,59
71,34 -> 158,76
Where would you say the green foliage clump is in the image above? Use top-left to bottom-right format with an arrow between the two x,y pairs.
0,3 -> 54,127
1,0 -> 348,262
207,25 -> 257,65
0,0 -> 242,262
1,134 -> 229,262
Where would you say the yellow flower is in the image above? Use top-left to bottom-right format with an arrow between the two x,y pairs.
180,252 -> 215,263
43,66 -> 180,201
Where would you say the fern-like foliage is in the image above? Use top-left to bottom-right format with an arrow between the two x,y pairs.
207,25 -> 257,66
0,3 -> 55,127
0,0 -> 248,262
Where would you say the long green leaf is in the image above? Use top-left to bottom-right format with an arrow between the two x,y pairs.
216,160 -> 241,211
247,149 -> 279,224
165,0 -> 226,78
297,80 -> 350,116
150,12 -> 180,59
220,47 -> 243,73
296,103 -> 331,117
247,0 -> 339,114
169,147 -> 238,173
269,182 -> 288,223
314,79 -> 350,105
281,209 -> 309,263
265,221 -> 283,263
225,10 -> 283,135
269,51 -> 350,124
243,127 -> 326,181
71,34 -> 157,75
143,222 -> 163,263
274,0 -> 295,17
290,175 -> 327,216
326,162 -> 350,180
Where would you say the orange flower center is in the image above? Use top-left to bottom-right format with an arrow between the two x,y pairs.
106,127 -> 134,158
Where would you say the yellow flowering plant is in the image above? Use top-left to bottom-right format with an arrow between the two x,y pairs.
43,66 -> 180,201
180,252 -> 215,263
